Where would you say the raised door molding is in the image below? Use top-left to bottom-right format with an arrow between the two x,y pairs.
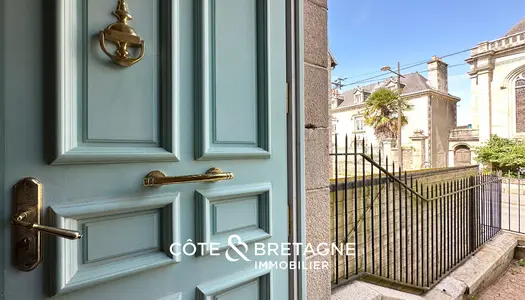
51,0 -> 180,164
157,292 -> 182,300
194,0 -> 271,160
48,192 -> 180,296
195,183 -> 272,255
196,268 -> 271,299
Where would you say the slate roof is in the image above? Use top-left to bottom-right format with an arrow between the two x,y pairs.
338,83 -> 375,107
329,50 -> 338,68
505,17 -> 525,36
337,72 -> 446,108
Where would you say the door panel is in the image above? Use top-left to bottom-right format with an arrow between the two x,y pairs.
195,0 -> 270,160
3,0 -> 288,299
454,146 -> 471,167
49,193 -> 180,295
86,0 -> 159,143
53,0 -> 178,165
196,268 -> 270,299
195,183 -> 271,255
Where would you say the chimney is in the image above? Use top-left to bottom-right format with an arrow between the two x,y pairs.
427,56 -> 448,93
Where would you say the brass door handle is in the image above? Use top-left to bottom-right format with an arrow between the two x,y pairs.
11,211 -> 82,240
144,168 -> 234,187
11,177 -> 81,271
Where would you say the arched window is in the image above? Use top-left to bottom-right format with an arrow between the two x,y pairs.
516,74 -> 525,133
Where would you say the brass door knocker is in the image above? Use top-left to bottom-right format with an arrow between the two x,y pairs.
99,0 -> 145,67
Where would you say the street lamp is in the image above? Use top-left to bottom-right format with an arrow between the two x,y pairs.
381,62 -> 405,169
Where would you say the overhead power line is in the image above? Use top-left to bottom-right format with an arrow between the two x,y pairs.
346,73 -> 388,85
397,49 -> 471,73
331,77 -> 348,90
343,48 -> 471,81
346,63 -> 469,86
399,59 -> 429,71
441,49 -> 470,59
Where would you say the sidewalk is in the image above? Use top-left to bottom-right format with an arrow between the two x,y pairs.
477,259 -> 525,300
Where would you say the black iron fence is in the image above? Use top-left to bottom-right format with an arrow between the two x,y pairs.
501,173 -> 525,234
330,136 -> 502,290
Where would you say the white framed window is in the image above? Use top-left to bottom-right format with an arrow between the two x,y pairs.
355,94 -> 362,103
354,116 -> 364,132
331,118 -> 338,134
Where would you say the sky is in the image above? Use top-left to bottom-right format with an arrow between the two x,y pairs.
328,0 -> 525,125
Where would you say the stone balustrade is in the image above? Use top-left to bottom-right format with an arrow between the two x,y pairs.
471,32 -> 525,56
449,128 -> 479,141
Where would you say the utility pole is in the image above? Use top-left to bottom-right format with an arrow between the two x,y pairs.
331,77 -> 348,91
397,62 -> 402,169
381,63 -> 405,169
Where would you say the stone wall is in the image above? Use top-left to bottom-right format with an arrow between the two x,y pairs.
430,95 -> 457,168
390,148 -> 414,170
330,166 -> 479,285
304,0 -> 331,299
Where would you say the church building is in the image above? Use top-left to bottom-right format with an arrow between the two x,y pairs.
449,17 -> 525,166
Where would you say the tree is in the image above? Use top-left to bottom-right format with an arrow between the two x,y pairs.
474,135 -> 525,175
362,88 -> 413,142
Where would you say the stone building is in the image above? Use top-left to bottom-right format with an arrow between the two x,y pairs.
449,17 -> 525,167
330,57 -> 461,170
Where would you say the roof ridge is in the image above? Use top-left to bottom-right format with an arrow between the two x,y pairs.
505,16 -> 525,36
414,72 -> 429,80
342,72 -> 427,93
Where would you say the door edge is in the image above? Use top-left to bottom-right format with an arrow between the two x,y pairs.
286,0 -> 305,299
0,0 -> 5,298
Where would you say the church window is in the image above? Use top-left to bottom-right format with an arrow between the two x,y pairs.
516,76 -> 525,132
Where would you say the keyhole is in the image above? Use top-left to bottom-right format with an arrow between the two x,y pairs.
20,237 -> 32,252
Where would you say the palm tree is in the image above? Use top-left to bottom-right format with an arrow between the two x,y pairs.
362,88 -> 412,143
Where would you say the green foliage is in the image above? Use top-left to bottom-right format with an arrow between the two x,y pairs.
362,88 -> 413,141
474,135 -> 525,175
519,258 -> 525,266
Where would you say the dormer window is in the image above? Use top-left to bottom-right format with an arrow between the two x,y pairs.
331,96 -> 344,109
386,81 -> 397,91
386,79 -> 404,92
353,87 -> 372,105
353,87 -> 368,104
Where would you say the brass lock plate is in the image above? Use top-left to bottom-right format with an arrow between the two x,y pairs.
12,178 -> 42,271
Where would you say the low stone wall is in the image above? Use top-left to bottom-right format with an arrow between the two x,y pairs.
331,165 -> 480,190
331,232 -> 518,300
330,165 -> 479,284
390,148 -> 414,170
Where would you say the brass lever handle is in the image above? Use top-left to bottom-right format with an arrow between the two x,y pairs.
11,211 -> 82,240
144,168 -> 234,187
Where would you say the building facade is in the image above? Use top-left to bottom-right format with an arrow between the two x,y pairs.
331,57 -> 460,169
449,17 -> 525,167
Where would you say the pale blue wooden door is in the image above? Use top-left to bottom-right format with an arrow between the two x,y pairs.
2,0 -> 288,299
